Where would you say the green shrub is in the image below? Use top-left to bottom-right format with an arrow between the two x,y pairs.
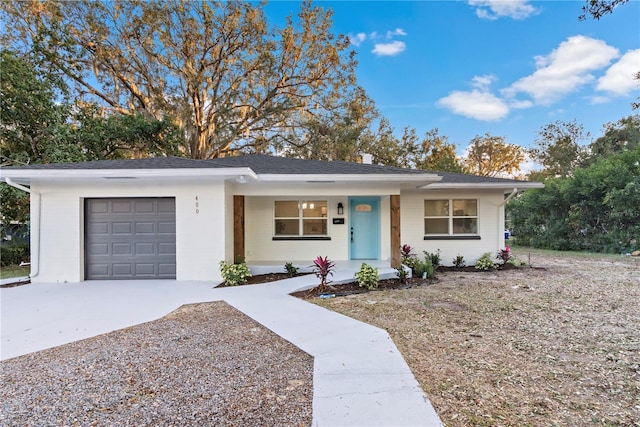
395,266 -> 409,284
284,262 -> 299,276
0,242 -> 29,267
219,260 -> 252,286
402,255 -> 419,272
423,249 -> 442,268
475,253 -> 496,271
453,254 -> 466,268
507,256 -> 526,267
414,258 -> 434,279
355,263 -> 379,290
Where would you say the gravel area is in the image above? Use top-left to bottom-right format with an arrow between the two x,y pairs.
0,301 -> 313,426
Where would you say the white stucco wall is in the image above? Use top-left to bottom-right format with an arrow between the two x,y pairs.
244,196 -> 351,263
29,179 -> 227,283
400,189 -> 506,266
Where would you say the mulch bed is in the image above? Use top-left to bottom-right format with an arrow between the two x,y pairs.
0,279 -> 30,288
290,277 -> 437,299
217,272 -> 312,287
290,263 -> 526,299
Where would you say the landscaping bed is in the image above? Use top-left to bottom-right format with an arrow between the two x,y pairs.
309,250 -> 640,426
217,272 -> 312,287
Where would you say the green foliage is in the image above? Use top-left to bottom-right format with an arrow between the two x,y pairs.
0,242 -> 30,267
219,260 -> 251,286
453,254 -> 466,268
464,133 -> 526,178
507,256 -> 526,267
510,147 -> 640,253
414,258 -> 435,279
530,120 -> 588,179
284,262 -> 299,276
354,263 -> 379,290
395,266 -> 409,284
2,0 -> 362,159
423,249 -> 442,268
475,253 -> 496,271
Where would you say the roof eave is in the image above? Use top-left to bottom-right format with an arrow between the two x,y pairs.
256,173 -> 443,183
0,167 -> 258,184
420,182 -> 545,191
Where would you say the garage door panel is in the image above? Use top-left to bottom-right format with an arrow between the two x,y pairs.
88,223 -> 109,235
112,243 -> 132,255
158,263 -> 176,276
135,200 -> 155,213
158,242 -> 176,254
135,242 -> 155,255
158,222 -> 176,234
112,201 -> 133,213
112,222 -> 133,234
87,243 -> 109,256
135,222 -> 155,234
157,199 -> 175,213
85,198 -> 176,280
89,201 -> 109,214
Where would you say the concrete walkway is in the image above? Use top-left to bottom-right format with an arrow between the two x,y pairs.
1,270 -> 443,426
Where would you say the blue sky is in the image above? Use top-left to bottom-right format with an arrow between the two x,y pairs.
266,0 -> 640,154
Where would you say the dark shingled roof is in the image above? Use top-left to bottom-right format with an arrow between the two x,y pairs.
2,154 -> 533,184
2,157 -> 229,170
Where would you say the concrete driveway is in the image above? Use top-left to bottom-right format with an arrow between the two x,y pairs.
1,274 -> 442,426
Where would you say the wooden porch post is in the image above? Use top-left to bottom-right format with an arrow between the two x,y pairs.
390,195 -> 401,268
233,195 -> 245,262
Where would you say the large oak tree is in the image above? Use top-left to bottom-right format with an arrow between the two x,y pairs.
1,0 -> 363,158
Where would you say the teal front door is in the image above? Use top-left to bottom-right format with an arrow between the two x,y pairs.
350,197 -> 380,260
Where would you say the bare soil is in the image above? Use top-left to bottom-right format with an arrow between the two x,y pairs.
306,250 -> 640,427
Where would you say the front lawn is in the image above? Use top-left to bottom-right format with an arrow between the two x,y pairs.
312,249 -> 639,426
1,265 -> 30,279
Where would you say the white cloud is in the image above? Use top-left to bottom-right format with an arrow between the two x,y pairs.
348,32 -> 366,47
596,49 -> 640,96
386,28 -> 407,38
372,41 -> 406,56
436,89 -> 509,121
472,74 -> 497,90
468,0 -> 538,20
504,35 -> 620,105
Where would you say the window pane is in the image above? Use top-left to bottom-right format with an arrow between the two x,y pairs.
453,200 -> 477,216
453,218 -> 477,234
275,201 -> 299,218
275,219 -> 299,235
303,219 -> 327,235
424,200 -> 449,216
302,201 -> 327,217
425,218 -> 449,234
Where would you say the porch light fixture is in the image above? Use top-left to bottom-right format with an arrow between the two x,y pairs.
235,175 -> 248,184
337,202 -> 344,215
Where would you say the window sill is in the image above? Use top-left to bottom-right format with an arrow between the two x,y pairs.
424,235 -> 481,240
273,236 -> 332,241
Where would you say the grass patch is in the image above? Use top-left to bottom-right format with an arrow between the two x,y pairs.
1,265 -> 30,279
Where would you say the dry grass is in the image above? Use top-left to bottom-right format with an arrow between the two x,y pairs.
314,249 -> 640,427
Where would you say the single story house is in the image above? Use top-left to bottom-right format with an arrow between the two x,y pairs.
1,155 -> 543,283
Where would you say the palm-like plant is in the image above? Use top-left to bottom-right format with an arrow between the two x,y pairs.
311,255 -> 335,291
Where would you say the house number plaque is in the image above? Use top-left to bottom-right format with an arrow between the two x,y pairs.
195,195 -> 199,214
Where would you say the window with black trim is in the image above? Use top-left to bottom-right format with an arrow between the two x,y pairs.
424,199 -> 478,236
274,200 -> 327,237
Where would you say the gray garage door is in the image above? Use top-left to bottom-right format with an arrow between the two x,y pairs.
85,198 -> 176,280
